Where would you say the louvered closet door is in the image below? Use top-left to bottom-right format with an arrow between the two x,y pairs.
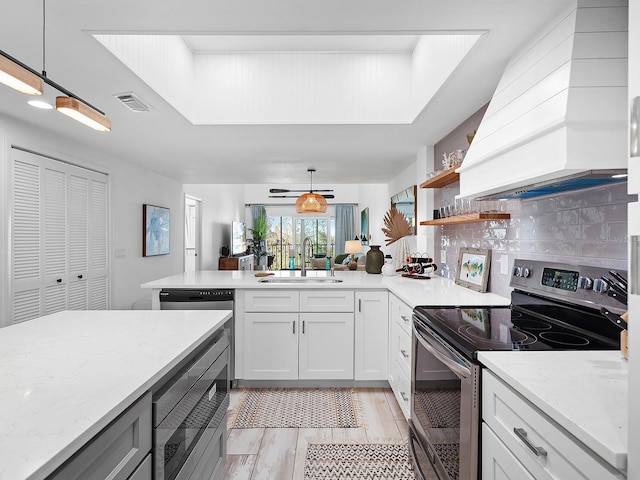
11,149 -> 110,323
68,169 -> 89,310
12,157 -> 42,323
12,150 -> 68,321
87,171 -> 109,310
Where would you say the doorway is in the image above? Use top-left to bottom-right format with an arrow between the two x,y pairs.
184,195 -> 202,272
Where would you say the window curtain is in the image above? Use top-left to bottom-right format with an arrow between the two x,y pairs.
335,204 -> 355,255
251,205 -> 266,226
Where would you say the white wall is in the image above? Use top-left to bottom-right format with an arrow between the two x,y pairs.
0,112 -> 184,325
183,184 -> 245,270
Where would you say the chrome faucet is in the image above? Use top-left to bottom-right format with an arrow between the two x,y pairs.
300,236 -> 313,276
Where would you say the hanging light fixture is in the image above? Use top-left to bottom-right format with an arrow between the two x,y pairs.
296,168 -> 328,214
0,53 -> 44,96
0,1 -> 111,132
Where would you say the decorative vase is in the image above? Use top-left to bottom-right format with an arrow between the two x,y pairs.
365,245 -> 384,274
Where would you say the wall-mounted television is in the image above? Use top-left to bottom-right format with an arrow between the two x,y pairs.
231,221 -> 247,256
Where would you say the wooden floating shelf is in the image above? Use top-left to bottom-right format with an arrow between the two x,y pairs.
419,165 -> 460,189
420,212 -> 511,226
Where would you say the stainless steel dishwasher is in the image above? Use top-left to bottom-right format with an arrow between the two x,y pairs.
159,289 -> 235,385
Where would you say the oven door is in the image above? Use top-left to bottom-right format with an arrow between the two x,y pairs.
155,348 -> 229,480
410,316 -> 480,480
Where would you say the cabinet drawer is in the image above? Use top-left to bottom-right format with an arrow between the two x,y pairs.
394,325 -> 412,378
50,391 -> 152,480
301,289 -> 354,312
127,454 -> 152,480
390,294 -> 413,336
483,371 -> 624,480
392,359 -> 411,420
482,423 -> 535,480
244,290 -> 299,312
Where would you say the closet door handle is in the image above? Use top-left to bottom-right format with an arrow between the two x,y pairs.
56,278 -> 62,283
293,321 -> 296,334
77,274 -> 83,279
302,320 -> 305,334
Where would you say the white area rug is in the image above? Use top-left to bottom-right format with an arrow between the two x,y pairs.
304,443 -> 415,479
232,388 -> 363,428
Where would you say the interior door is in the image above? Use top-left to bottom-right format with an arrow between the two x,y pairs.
184,195 -> 201,272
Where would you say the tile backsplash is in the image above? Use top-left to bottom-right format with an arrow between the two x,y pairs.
435,182 -> 631,298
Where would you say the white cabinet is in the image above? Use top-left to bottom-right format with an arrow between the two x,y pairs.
244,312 -> 299,379
299,312 -> 354,379
354,290 -> 389,380
241,289 -> 354,380
482,423 -> 535,480
482,370 -> 625,480
10,148 -> 109,323
388,293 -> 413,419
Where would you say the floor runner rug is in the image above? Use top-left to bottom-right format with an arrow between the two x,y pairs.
232,388 -> 363,428
304,443 -> 415,479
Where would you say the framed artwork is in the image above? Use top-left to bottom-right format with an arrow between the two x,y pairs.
360,207 -> 369,245
455,247 -> 491,292
143,204 -> 170,256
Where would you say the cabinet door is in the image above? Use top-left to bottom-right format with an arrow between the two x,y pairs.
482,423 -> 535,480
354,291 -> 389,380
244,312 -> 298,379
299,312 -> 354,380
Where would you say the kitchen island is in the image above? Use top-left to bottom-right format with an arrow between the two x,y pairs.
0,309 -> 231,480
141,269 -> 511,309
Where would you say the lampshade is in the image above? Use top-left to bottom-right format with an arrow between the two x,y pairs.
56,96 -> 111,132
345,240 -> 362,255
295,192 -> 327,214
296,168 -> 328,213
0,54 -> 43,96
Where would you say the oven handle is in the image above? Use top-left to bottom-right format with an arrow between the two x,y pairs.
412,321 -> 471,379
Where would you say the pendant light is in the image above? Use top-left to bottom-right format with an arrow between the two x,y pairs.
0,53 -> 44,96
295,168 -> 328,214
0,0 -> 111,132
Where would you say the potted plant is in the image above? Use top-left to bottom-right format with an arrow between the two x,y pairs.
249,211 -> 268,268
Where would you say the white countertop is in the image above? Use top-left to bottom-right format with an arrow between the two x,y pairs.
0,310 -> 231,480
141,270 -> 511,308
478,350 -> 628,471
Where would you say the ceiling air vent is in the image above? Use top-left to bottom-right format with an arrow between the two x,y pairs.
114,92 -> 152,112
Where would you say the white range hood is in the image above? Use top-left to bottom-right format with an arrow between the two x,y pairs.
457,0 -> 628,200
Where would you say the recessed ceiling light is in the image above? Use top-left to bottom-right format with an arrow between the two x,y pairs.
611,173 -> 628,179
28,99 -> 53,109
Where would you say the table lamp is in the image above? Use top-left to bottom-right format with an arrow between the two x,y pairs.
345,240 -> 362,270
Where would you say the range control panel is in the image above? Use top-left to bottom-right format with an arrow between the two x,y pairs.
510,259 -> 627,311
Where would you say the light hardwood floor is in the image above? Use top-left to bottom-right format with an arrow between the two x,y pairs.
221,388 -> 411,480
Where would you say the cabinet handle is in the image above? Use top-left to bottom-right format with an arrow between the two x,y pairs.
77,274 -> 83,279
513,428 -> 547,457
293,321 -> 296,334
631,235 -> 639,295
631,96 -> 640,157
401,315 -> 409,323
302,320 -> 305,334
359,299 -> 362,312
56,278 -> 62,283
400,349 -> 409,358
400,392 -> 409,402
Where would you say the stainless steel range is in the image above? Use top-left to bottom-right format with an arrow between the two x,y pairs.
409,259 -> 627,480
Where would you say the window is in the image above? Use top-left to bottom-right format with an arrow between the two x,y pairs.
265,214 -> 335,270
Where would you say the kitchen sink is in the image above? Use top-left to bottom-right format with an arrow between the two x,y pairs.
258,277 -> 343,284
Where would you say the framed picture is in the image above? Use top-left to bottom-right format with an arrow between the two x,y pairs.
360,207 -> 369,245
143,204 -> 170,256
455,247 -> 491,292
